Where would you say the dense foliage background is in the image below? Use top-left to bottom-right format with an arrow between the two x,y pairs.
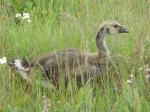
0,0 -> 150,111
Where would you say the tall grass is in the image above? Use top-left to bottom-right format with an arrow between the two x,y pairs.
0,0 -> 150,111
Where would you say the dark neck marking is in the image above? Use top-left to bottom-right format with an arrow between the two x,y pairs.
96,27 -> 109,57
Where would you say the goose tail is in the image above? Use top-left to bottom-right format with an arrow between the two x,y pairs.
0,57 -> 35,82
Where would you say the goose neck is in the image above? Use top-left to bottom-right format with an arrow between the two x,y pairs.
96,29 -> 110,57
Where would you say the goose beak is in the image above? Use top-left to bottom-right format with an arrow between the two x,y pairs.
119,27 -> 129,33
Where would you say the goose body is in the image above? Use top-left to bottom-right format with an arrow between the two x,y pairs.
9,21 -> 129,87
35,50 -> 106,86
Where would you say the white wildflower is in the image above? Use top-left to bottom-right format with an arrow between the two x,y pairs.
22,13 -> 30,19
27,19 -> 32,23
15,12 -> 32,23
0,57 -> 7,64
130,74 -> 134,78
15,13 -> 22,18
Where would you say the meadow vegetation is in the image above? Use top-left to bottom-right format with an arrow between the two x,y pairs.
0,0 -> 150,111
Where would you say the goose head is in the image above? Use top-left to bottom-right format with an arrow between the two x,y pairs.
96,21 -> 129,56
97,21 -> 129,39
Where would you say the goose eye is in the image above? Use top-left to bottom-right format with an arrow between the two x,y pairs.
113,25 -> 118,28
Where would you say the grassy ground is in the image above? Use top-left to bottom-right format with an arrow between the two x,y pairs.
0,0 -> 150,111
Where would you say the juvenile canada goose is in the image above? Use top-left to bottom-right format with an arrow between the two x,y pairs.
8,20 -> 129,87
